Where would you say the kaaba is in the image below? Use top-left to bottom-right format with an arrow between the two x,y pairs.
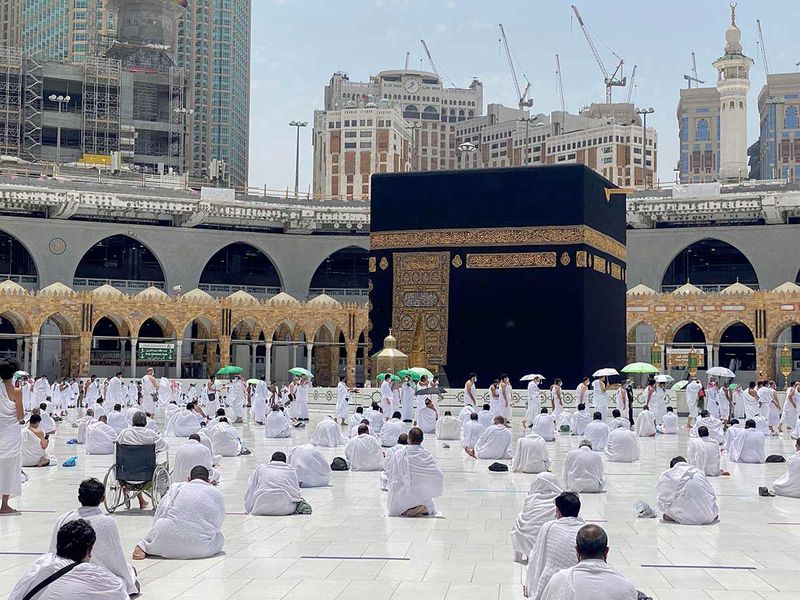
368,164 -> 627,390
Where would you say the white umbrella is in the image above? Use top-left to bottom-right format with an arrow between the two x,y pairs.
671,380 -> 689,390
520,374 -> 545,381
706,366 -> 735,378
593,368 -> 619,377
655,374 -> 674,383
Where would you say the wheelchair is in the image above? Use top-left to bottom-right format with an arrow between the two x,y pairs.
103,443 -> 171,513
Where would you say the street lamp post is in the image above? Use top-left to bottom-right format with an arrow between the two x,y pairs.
404,122 -> 422,171
289,120 -> 308,198
766,97 -> 785,179
48,94 -> 70,167
457,141 -> 477,168
173,107 -> 194,176
519,116 -> 538,166
635,107 -> 654,187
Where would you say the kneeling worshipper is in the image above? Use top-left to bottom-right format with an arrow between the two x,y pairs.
288,444 -> 332,487
692,410 -> 724,444
244,452 -> 305,516
133,465 -> 225,559
510,472 -> 561,564
165,403 -> 202,437
604,426 -> 640,463
656,456 -> 719,525
563,440 -> 606,493
351,418 -> 373,438
106,404 -> 128,435
265,405 -> 292,438
10,519 -> 127,600
380,412 -> 408,447
659,406 -> 679,434
76,408 -> 95,444
524,491 -> 585,599
346,424 -> 386,471
556,411 -> 572,432
634,405 -> 657,437
570,403 -> 590,436
416,397 -> 439,434
385,427 -> 444,517
468,415 -> 512,459
210,417 -> 241,456
540,524 -> 638,600
85,416 -> 117,455
349,406 -> 367,429
478,403 -> 494,428
458,403 -> 476,426
49,478 -> 139,595
461,412 -> 486,454
21,414 -> 55,467
729,419 -> 767,464
512,431 -> 551,474
688,426 -> 727,477
172,434 -> 220,485
435,410 -> 461,440
583,412 -> 610,452
772,438 -> 800,498
311,416 -> 346,447
532,408 -> 556,441
609,409 -> 630,431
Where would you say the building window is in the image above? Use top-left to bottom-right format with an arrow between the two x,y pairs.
786,106 -> 799,129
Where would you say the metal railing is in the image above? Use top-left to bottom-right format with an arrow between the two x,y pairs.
308,287 -> 369,301
661,283 -> 759,294
72,278 -> 166,291
0,274 -> 38,287
198,283 -> 282,298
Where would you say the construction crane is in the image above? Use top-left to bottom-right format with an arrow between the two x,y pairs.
683,52 -> 704,89
421,39 -> 437,74
756,19 -> 770,75
626,64 -> 637,103
555,54 -> 566,111
498,24 -> 533,110
571,4 -> 626,103
404,51 -> 410,70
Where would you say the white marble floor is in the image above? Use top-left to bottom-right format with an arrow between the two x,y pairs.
1,408 -> 799,600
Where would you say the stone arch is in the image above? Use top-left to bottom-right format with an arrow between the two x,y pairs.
669,320 -> 708,344
711,318 -> 755,345
0,310 -> 31,360
0,228 -> 39,285
136,316 -> 177,339
311,323 -> 338,386
199,242 -> 283,295
309,246 -> 369,297
626,320 -> 657,364
718,321 -> 756,372
37,312 -> 80,379
181,315 -> 220,378
74,234 -> 166,287
0,310 -> 32,335
661,238 -> 759,291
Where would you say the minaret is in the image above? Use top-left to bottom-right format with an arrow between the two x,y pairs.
713,3 -> 754,182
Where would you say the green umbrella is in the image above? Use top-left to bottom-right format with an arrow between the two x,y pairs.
409,367 -> 434,380
621,362 -> 659,374
377,372 -> 401,383
246,378 -> 260,385
13,370 -> 29,380
217,365 -> 244,375
728,383 -> 738,391
289,367 -> 313,378
398,369 -> 421,382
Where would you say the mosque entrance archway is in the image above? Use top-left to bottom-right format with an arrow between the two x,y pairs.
309,246 -> 369,302
0,230 -> 38,288
719,322 -> 756,373
668,322 -> 708,379
661,238 -> 758,292
199,243 -> 282,298
74,235 -> 165,292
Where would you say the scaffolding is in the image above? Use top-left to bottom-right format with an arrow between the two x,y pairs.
22,55 -> 41,161
82,55 -> 121,156
0,47 -> 22,156
168,67 -> 186,170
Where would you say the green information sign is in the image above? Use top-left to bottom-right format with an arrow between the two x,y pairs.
138,343 -> 175,362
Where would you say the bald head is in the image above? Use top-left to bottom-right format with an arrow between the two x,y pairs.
576,524 -> 609,561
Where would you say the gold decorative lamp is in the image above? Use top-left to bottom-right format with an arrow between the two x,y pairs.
371,329 -> 408,378
650,342 -> 662,371
780,345 -> 792,388
687,348 -> 699,378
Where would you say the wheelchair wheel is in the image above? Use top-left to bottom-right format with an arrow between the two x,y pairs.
151,464 -> 171,509
103,465 -> 122,514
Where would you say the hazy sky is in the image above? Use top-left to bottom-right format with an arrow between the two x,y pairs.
249,0 -> 799,191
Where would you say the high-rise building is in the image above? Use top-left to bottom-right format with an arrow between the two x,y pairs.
176,0 -> 251,189
0,1 -> 20,48
757,73 -> 800,180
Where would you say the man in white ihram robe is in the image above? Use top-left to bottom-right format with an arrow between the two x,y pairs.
335,376 -> 351,424
380,412 -> 408,447
583,413 -> 610,452
244,454 -> 303,515
634,406 -> 657,437
532,409 -> 556,441
563,442 -> 606,493
77,409 -> 95,444
85,418 -> 117,455
435,410 -> 461,440
604,427 -> 640,463
252,379 -> 268,424
210,419 -> 241,456
415,398 -> 438,434
461,413 -> 485,451
471,417 -> 512,460
458,403 -> 476,426
165,405 -> 201,437
571,404 -> 590,436
346,426 -> 386,471
106,406 -> 128,435
609,409 -> 630,431
656,457 -> 719,525
728,420 -> 766,464
288,444 -> 332,488
512,431 -> 551,473
134,466 -> 225,559
265,406 -> 292,438
310,416 -> 345,447
659,407 -> 679,434
172,435 -> 220,485
510,472 -> 561,563
773,439 -> 800,498
525,378 -> 542,427
688,426 -> 724,477
385,428 -> 443,517
478,404 -> 494,428
692,410 -> 725,443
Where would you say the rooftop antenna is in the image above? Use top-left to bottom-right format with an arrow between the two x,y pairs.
404,51 -> 410,70
683,52 -> 704,89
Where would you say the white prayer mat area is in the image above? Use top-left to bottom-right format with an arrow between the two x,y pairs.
1,407 -> 799,600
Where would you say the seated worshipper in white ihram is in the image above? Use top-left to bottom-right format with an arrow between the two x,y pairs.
570,404 -> 591,437
346,424 -> 386,471
49,478 -> 139,595
524,491 -> 585,599
209,417 -> 241,456
458,403 -> 476,426
728,419 -> 767,464
385,427 -> 444,517
415,397 -> 439,434
381,412 -> 408,447
608,409 -> 630,431
171,434 -> 220,485
77,408 -> 95,444
435,410 -> 461,440
133,465 -> 225,560
351,418 -> 373,438
265,405 -> 292,438
512,431 -> 551,474
37,403 -> 57,434
106,404 -> 128,435
367,402 -> 384,434
244,452 -> 306,516
532,408 -> 557,441
556,411 -> 572,432
656,456 -> 719,525
21,414 -> 55,467
563,440 -> 606,493
165,403 -> 202,437
772,438 -> 800,498
310,416 -> 346,447
634,405 -> 657,437
288,444 -> 332,488
10,519 -> 127,600
380,434 -> 408,491
116,412 -> 168,510
540,524 -> 638,600
604,426 -> 640,463
478,403 -> 494,428
583,412 -> 610,452
461,412 -> 486,454
688,426 -> 728,477
659,406 -> 679,434
85,416 -> 117,455
467,415 -> 512,460
692,410 -> 724,443
510,472 -> 561,564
